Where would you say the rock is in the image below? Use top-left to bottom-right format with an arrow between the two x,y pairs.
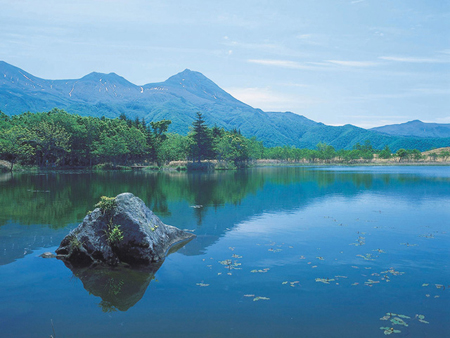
56,193 -> 195,267
39,252 -> 56,259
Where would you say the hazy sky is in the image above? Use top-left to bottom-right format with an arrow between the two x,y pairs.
1,0 -> 449,128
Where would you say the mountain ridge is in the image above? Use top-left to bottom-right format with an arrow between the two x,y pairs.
1,61 -> 449,151
371,120 -> 450,138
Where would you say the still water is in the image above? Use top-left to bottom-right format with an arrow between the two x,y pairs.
0,166 -> 449,337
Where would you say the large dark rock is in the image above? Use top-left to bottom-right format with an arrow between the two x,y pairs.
56,193 -> 195,266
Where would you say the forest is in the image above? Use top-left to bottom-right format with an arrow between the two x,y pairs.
0,109 -> 448,172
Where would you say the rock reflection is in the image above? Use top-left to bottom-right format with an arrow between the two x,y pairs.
66,262 -> 161,312
60,239 -> 192,312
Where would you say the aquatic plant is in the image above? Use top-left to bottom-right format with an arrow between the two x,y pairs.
380,327 -> 401,335
253,296 -> 270,301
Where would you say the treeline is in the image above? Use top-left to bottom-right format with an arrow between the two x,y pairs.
1,109 -> 448,172
263,141 -> 449,163
0,109 -> 263,170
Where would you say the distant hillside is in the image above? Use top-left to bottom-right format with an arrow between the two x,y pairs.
1,61 -> 449,151
371,120 -> 450,138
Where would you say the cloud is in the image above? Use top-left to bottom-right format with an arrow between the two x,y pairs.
247,59 -> 314,70
435,116 -> 450,124
380,56 -> 450,63
248,58 -> 379,71
225,86 -> 318,111
326,60 -> 378,67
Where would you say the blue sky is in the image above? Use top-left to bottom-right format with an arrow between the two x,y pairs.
1,0 -> 449,128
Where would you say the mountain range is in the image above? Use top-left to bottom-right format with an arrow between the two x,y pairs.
1,60 -> 449,151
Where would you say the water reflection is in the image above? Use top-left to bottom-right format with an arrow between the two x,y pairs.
1,167 -> 449,262
65,262 -> 161,312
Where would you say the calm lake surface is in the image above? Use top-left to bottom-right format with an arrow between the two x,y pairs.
0,166 -> 449,338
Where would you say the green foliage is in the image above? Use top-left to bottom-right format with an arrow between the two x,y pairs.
105,222 -> 124,245
95,196 -> 116,214
378,145 -> 392,159
69,234 -> 81,249
396,149 -> 408,162
189,112 -> 215,162
1,110 -> 445,169
439,150 -> 450,161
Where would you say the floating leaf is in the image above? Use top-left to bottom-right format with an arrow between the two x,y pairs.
380,327 -> 401,335
357,253 -> 375,261
315,278 -> 335,284
416,314 -> 429,324
365,279 -> 380,285
397,314 -> 410,319
251,268 -> 270,273
390,317 -> 408,327
400,243 -> 418,247
196,283 -> 209,287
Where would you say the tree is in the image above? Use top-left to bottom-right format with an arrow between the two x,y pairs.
396,148 -> 408,162
189,112 -> 215,162
215,132 -> 249,166
0,126 -> 30,171
439,150 -> 450,162
148,119 -> 171,165
317,143 -> 335,162
378,145 -> 392,159
409,149 -> 422,161
26,121 -> 71,166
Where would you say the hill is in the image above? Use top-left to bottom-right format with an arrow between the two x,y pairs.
371,120 -> 450,138
1,61 -> 449,151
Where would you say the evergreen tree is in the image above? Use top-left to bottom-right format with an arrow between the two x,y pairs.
190,112 -> 215,162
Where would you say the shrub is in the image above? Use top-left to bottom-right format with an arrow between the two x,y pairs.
95,196 -> 116,214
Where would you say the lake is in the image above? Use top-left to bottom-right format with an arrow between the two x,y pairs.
0,166 -> 449,338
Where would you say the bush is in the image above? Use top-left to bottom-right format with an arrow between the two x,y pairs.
186,162 -> 215,171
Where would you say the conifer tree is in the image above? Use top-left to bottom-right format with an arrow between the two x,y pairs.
190,112 -> 215,162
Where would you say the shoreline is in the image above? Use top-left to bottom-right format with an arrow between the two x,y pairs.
1,159 -> 449,174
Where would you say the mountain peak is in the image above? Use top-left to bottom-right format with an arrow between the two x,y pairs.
80,71 -> 135,87
165,69 -> 211,86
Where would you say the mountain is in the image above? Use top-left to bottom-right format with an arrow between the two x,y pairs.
1,61 -> 449,151
371,120 -> 450,138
